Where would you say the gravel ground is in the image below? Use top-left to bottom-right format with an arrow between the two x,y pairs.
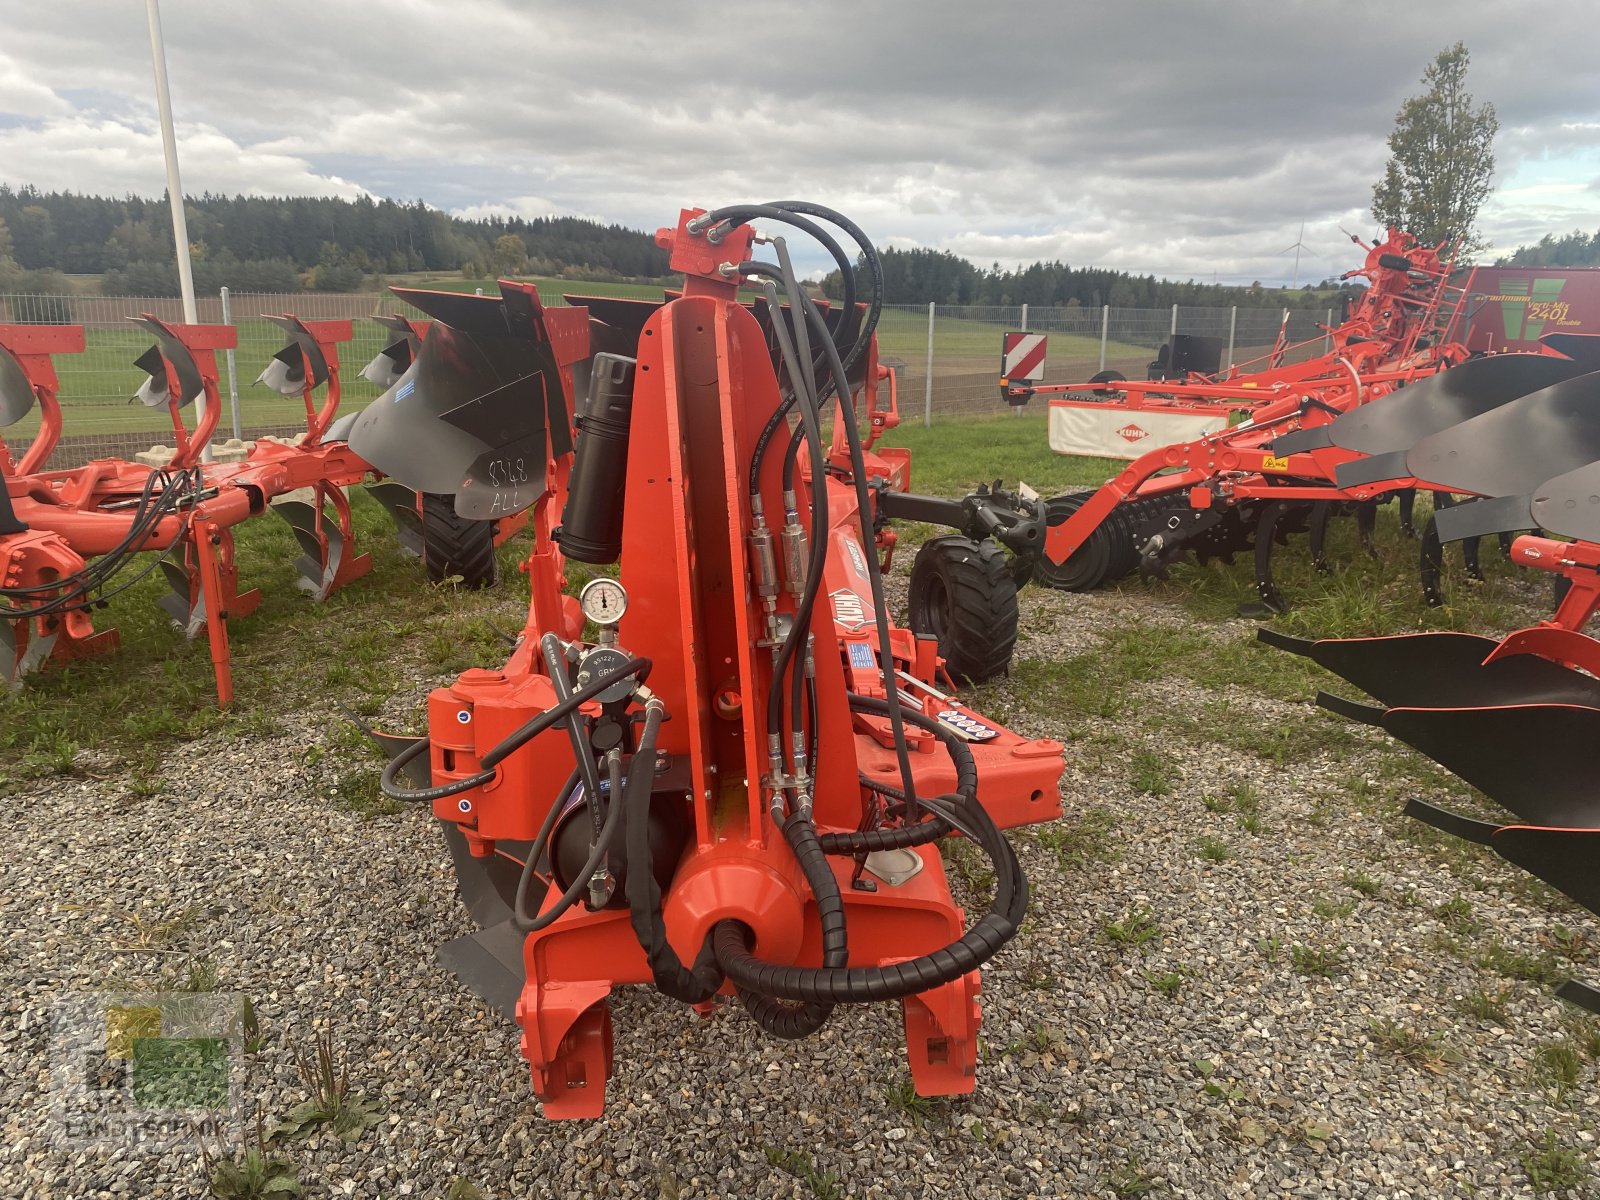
2,577 -> 1598,1199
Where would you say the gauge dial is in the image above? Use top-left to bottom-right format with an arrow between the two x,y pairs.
579,577 -> 629,625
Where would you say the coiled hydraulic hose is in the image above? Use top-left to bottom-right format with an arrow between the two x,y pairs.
378,654 -> 652,804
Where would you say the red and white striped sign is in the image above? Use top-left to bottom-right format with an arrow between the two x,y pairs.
1001,332 -> 1047,381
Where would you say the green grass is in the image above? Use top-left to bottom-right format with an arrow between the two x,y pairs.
0,490 -> 529,789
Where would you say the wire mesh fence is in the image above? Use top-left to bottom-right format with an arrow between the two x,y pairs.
1,288 -> 1334,466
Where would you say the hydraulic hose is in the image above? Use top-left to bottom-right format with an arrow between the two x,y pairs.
378,653 -> 652,804
711,782 -> 1027,1004
727,812 -> 847,1039
624,697 -> 724,1003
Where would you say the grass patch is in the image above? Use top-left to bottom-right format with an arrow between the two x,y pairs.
764,1147 -> 845,1200
1196,835 -> 1232,863
1290,942 -> 1346,977
1367,1018 -> 1461,1072
1102,906 -> 1161,950
1521,1129 -> 1589,1195
1036,807 -> 1123,868
1454,987 -> 1510,1024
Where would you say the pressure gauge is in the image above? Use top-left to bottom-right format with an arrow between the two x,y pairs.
579,577 -> 629,626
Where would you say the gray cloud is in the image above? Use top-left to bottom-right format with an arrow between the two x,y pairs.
1,0 -> 1596,283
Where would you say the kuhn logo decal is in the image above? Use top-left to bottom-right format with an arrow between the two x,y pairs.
1117,423 -> 1148,443
830,589 -> 870,631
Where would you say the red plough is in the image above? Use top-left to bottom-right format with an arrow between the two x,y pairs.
1,315 -> 382,701
355,201 -> 1063,1117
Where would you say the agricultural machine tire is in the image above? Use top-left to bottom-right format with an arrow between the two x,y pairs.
1032,492 -> 1113,592
420,492 -> 499,589
1087,369 -> 1126,398
907,536 -> 1018,683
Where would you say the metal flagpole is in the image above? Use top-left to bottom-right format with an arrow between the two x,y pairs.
145,0 -> 210,460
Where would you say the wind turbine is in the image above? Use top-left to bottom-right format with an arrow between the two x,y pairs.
1279,222 -> 1311,290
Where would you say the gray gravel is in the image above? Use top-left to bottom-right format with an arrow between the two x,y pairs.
2,576 -> 1598,1199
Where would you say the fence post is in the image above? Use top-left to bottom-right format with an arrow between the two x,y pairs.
1324,307 -> 1333,354
1015,304 -> 1028,416
923,301 -> 935,428
219,286 -> 242,440
1098,305 -> 1109,371
1226,306 -> 1237,370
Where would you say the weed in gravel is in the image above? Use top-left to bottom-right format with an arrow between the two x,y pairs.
764,1147 -> 844,1200
884,1075 -> 935,1127
274,1029 -> 383,1141
1196,835 -> 1232,863
1476,941 -> 1565,987
1103,1153 -> 1161,1197
1312,897 -> 1356,921
1290,942 -> 1346,977
128,773 -> 166,798
1037,806 -> 1122,868
1238,812 -> 1266,835
1130,749 -> 1173,797
1343,867 -> 1380,897
942,836 -> 994,892
1201,792 -> 1231,813
1539,924 -> 1591,961
327,767 -> 400,819
1019,950 -> 1059,991
1257,936 -> 1283,964
1455,987 -> 1511,1024
1521,1129 -> 1589,1194
240,995 -> 266,1054
1367,1018 -> 1462,1072
1434,895 -> 1482,937
179,958 -> 219,993
201,1116 -> 300,1199
1530,1042 -> 1584,1102
1102,906 -> 1161,950
1144,968 -> 1184,998
444,1182 -> 485,1200
97,902 -> 202,951
1568,1016 -> 1600,1060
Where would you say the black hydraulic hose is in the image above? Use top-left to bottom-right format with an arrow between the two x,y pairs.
815,695 -> 976,854
754,275 -> 830,764
765,200 -> 884,371
512,753 -> 631,934
794,281 -> 922,818
624,698 -> 724,1003
726,812 -> 847,1039
540,633 -> 608,844
711,781 -> 1027,1004
702,201 -> 876,377
2,466 -> 198,617
378,654 -> 652,803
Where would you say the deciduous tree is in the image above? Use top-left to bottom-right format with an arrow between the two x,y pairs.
1371,43 -> 1498,258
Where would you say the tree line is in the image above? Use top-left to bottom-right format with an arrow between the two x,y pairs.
1498,229 -> 1600,269
820,246 -> 1365,311
0,186 -> 671,296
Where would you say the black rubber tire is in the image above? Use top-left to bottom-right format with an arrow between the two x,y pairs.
420,492 -> 499,589
1032,492 -> 1112,591
1087,369 -> 1127,399
907,537 -> 1019,684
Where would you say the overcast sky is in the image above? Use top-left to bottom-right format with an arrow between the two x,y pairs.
1,1 -> 1596,285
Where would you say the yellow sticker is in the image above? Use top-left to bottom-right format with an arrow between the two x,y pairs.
1261,455 -> 1290,472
